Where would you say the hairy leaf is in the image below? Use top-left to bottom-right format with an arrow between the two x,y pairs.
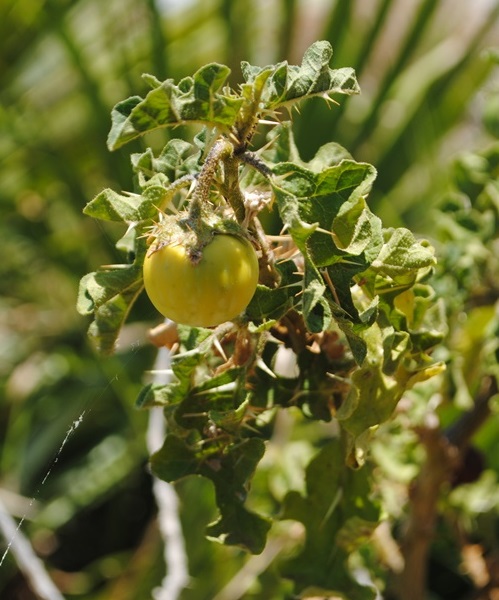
131,138 -> 201,184
245,259 -> 302,322
271,159 -> 380,356
77,232 -> 147,353
242,40 -> 360,111
281,439 -> 380,598
371,228 -> 436,280
151,435 -> 270,553
107,64 -> 244,150
83,187 -> 166,223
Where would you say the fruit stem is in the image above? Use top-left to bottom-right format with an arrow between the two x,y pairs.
189,138 -> 233,224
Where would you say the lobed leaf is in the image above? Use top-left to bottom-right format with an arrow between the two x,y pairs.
131,138 -> 201,186
271,158 -> 381,356
281,439 -> 380,598
151,435 -> 270,553
242,40 -> 360,111
245,259 -> 301,322
107,64 -> 244,150
371,228 -> 436,280
77,265 -> 143,316
77,232 -> 147,354
83,187 -> 164,223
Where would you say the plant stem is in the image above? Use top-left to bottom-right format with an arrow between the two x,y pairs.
395,375 -> 497,600
239,151 -> 273,178
189,138 -> 233,223
222,154 -> 247,223
396,417 -> 455,600
147,342 -> 189,600
0,497 -> 64,600
250,215 -> 280,287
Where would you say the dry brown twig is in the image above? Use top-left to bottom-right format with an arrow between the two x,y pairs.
395,375 -> 497,600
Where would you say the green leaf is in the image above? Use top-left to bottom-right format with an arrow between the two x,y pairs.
333,195 -> 383,261
131,138 -> 201,184
77,265 -> 143,316
271,160 -> 379,268
136,383 -> 173,409
160,350 -> 208,408
335,321 -> 405,437
382,329 -> 411,376
83,188 -> 159,222
150,434 -> 200,481
135,350 -> 232,411
85,282 -> 143,355
206,500 -> 270,554
261,121 -> 302,166
107,64 -> 244,150
281,439 -> 380,598
106,95 -> 143,150
174,382 -> 246,435
77,267 -> 143,354
371,228 -> 436,281
76,233 -> 147,354
271,158 -> 381,347
338,362 -> 402,437
244,41 -> 360,111
151,435 -> 270,553
301,276 -> 332,333
307,141 -> 353,171
245,259 -> 301,322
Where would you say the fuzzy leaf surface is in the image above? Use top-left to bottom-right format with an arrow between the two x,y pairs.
151,435 -> 270,553
83,188 -> 164,223
271,158 -> 380,359
77,233 -> 147,354
281,439 -> 380,598
242,40 -> 360,110
107,64 -> 243,150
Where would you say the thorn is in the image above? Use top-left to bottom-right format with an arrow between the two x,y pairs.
212,336 -> 228,362
322,92 -> 340,107
321,268 -> 341,306
256,358 -> 277,378
258,118 -> 281,126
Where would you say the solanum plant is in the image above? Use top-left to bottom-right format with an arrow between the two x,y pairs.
78,41 -> 444,598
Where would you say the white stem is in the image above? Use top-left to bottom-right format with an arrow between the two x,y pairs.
146,343 -> 189,600
0,497 -> 64,600
212,537 -> 285,600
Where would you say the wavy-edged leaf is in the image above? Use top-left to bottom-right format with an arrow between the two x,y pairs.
281,439 -> 380,598
107,64 -> 243,150
245,259 -> 301,322
77,233 -> 147,354
151,435 -> 270,553
77,265 -> 143,354
243,41 -> 359,111
83,187 -> 164,222
131,138 -> 201,185
371,228 -> 436,286
271,158 -> 380,351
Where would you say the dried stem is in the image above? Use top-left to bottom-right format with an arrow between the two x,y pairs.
396,417 -> 456,600
395,375 -> 497,600
146,342 -> 189,600
0,497 -> 64,600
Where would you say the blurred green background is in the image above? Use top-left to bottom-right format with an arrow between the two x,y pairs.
1,0 -> 499,598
